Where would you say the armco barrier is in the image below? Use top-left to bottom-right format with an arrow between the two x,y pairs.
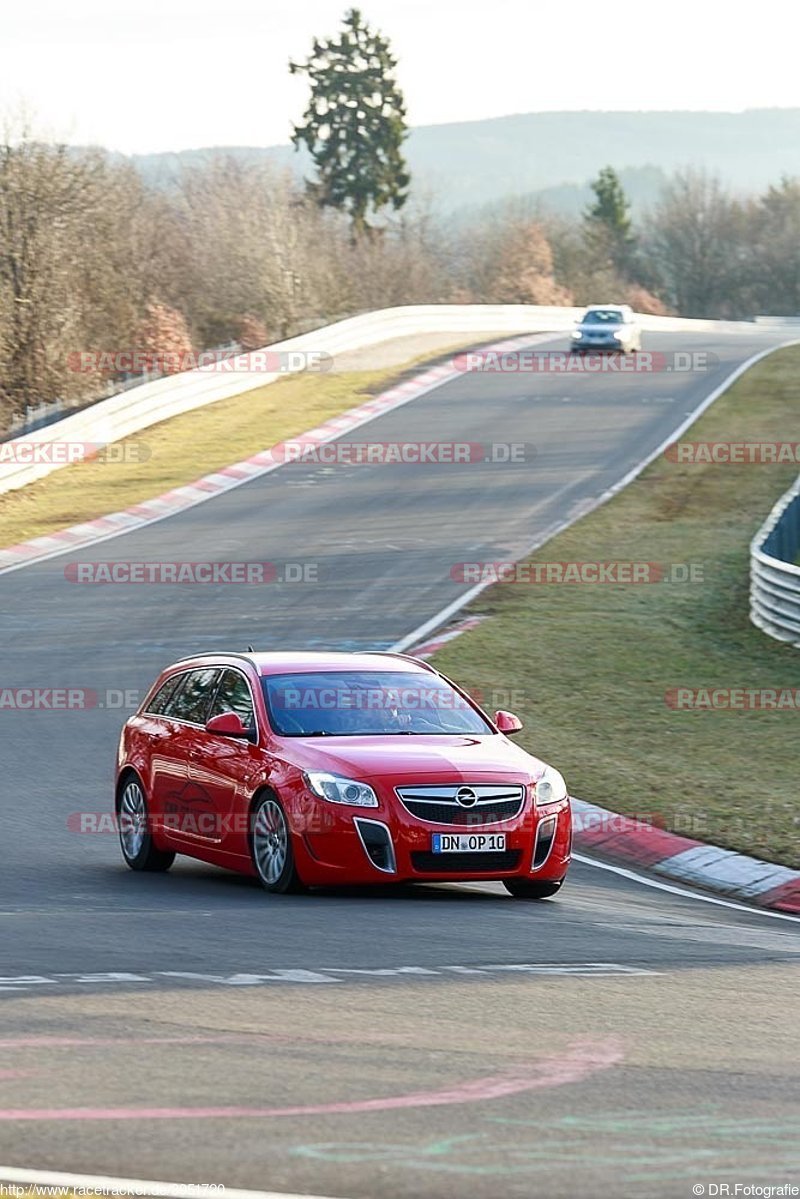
0,304 -> 756,496
750,475 -> 800,648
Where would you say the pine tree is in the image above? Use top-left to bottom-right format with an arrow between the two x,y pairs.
584,166 -> 636,278
290,8 -> 410,235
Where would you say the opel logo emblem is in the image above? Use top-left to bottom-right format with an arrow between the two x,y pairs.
455,787 -> 478,808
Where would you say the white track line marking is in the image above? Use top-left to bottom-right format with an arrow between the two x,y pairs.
573,854 -> 800,924
393,338 -> 799,651
0,1167 -> 339,1199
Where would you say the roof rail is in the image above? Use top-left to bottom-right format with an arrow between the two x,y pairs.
169,649 -> 440,673
170,650 -> 257,666
368,650 -> 439,673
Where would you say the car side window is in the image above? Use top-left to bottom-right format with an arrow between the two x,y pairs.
167,668 -> 221,725
145,673 -> 184,716
208,669 -> 255,729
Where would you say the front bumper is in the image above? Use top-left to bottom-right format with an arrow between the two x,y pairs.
571,337 -> 624,351
290,783 -> 572,885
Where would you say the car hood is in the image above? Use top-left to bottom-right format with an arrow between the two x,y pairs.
578,322 -> 624,333
277,733 -> 547,782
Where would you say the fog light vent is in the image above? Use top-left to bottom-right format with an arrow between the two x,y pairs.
355,819 -> 397,874
533,816 -> 557,870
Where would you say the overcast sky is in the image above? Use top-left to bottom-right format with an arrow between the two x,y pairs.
4,0 -> 798,153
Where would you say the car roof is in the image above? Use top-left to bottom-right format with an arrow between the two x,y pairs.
168,650 -> 435,677
583,303 -> 630,313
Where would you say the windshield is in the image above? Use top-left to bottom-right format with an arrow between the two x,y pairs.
582,309 -> 625,324
262,670 -> 494,737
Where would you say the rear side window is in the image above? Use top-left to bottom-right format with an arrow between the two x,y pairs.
208,669 -> 255,728
167,668 -> 221,724
144,673 -> 184,716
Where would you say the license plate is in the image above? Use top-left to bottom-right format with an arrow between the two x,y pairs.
431,833 -> 506,853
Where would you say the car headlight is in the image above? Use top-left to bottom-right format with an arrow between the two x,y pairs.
534,767 -> 568,805
305,772 -> 379,807
572,329 -> 583,339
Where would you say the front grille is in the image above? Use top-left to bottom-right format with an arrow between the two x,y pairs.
402,799 -> 523,826
411,850 -> 522,874
396,784 -> 525,826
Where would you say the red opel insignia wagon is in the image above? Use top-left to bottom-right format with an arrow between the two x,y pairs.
116,651 -> 572,898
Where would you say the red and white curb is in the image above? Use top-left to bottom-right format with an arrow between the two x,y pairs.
0,333 -> 547,576
571,798 -> 800,914
409,615 -> 487,659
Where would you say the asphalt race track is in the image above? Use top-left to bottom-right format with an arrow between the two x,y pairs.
2,328 -> 799,1199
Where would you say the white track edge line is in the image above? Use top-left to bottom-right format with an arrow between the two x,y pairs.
573,854 -> 800,923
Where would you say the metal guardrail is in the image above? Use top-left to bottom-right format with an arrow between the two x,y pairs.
3,341 -> 244,440
750,475 -> 800,647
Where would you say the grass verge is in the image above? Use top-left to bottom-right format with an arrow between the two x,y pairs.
430,345 -> 800,869
0,346 -> 465,548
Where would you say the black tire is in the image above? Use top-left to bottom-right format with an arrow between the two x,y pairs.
503,878 -> 564,900
117,774 -> 175,872
250,793 -> 306,894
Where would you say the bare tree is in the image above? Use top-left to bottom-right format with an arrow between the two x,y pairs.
0,115 -> 171,426
454,215 -> 572,306
0,131 -> 98,417
643,170 -> 746,318
750,178 -> 800,315
172,157 -> 330,344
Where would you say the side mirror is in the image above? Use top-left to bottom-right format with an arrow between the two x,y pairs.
205,711 -> 250,738
494,710 -> 523,734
